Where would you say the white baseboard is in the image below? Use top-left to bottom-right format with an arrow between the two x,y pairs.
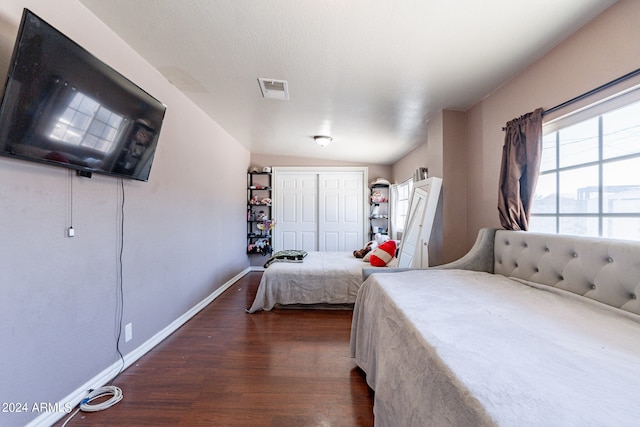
28,267 -> 252,427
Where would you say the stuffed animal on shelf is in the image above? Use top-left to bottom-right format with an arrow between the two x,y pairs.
255,238 -> 272,255
370,191 -> 386,203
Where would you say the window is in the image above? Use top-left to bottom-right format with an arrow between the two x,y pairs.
530,89 -> 640,240
391,178 -> 413,238
50,92 -> 124,154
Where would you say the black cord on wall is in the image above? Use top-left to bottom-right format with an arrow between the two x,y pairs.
113,177 -> 126,380
61,178 -> 127,426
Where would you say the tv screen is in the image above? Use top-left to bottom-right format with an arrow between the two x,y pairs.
0,9 -> 166,181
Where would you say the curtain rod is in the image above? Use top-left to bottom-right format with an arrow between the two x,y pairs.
543,66 -> 640,116
502,66 -> 640,131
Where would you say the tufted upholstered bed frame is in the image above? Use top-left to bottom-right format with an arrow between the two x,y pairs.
444,228 -> 640,315
363,227 -> 640,315
353,228 -> 640,426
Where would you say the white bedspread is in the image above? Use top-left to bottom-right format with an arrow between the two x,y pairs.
350,269 -> 640,427
247,251 -> 367,313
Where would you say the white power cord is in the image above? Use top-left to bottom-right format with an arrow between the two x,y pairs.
80,385 -> 123,411
61,385 -> 123,426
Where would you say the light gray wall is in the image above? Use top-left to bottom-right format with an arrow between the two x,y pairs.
391,141 -> 428,184
391,110 -> 468,266
465,1 -> 640,247
394,2 -> 639,262
0,1 -> 250,425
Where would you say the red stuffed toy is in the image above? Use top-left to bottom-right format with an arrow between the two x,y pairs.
369,240 -> 396,267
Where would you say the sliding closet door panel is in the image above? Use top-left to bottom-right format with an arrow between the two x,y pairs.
279,231 -> 317,251
318,173 -> 364,251
275,168 -> 366,252
320,230 -> 360,252
275,174 -> 318,252
322,232 -> 339,252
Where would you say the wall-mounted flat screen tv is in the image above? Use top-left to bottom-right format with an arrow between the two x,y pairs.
0,9 -> 166,182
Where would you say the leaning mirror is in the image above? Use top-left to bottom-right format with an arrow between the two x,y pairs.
396,177 -> 442,268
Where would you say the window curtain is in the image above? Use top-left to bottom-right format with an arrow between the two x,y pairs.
497,108 -> 543,230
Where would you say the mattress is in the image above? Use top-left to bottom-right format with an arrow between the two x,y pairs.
350,269 -> 640,426
247,251 -> 368,313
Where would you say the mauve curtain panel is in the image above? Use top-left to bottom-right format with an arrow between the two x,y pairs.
497,108 -> 543,230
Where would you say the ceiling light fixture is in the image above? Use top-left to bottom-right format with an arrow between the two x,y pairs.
314,135 -> 332,147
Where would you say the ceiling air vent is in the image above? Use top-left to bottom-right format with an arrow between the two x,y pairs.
258,78 -> 289,100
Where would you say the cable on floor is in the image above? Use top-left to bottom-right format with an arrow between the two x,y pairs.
60,386 -> 123,426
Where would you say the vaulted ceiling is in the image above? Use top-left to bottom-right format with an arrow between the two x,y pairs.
79,0 -> 617,165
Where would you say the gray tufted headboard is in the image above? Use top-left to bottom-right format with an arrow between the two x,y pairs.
364,227 -> 640,315
493,229 -> 640,315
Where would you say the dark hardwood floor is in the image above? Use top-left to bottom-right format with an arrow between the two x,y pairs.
56,272 -> 374,426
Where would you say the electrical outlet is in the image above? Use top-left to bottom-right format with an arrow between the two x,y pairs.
125,323 -> 133,342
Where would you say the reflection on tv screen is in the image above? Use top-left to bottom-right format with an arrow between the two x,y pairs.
0,9 -> 166,181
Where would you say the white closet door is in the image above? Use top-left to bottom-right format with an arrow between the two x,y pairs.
274,173 -> 318,252
318,172 -> 364,251
274,168 -> 366,252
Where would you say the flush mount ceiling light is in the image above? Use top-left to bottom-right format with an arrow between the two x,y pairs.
314,135 -> 333,147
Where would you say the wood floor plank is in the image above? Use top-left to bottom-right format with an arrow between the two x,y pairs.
55,272 -> 374,426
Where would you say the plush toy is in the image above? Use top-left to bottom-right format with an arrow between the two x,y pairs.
370,191 -> 386,203
353,240 -> 378,258
370,240 -> 397,267
254,238 -> 272,255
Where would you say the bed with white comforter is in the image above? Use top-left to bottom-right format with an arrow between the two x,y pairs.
350,229 -> 640,426
247,251 -> 367,313
351,269 -> 640,426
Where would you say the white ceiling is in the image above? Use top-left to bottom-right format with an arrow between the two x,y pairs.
79,0 -> 616,165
